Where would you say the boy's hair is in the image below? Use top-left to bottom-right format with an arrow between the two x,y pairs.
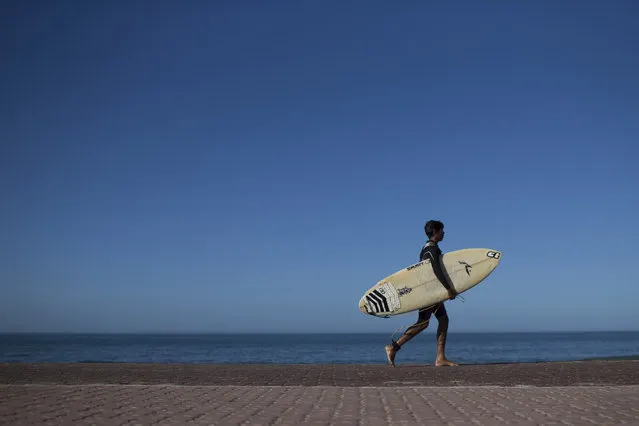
424,220 -> 444,238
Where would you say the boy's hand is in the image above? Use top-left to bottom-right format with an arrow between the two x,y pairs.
448,289 -> 458,300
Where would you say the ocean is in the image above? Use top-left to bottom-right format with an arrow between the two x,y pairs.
1,332 -> 638,365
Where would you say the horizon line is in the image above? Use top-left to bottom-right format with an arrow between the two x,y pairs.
1,330 -> 638,335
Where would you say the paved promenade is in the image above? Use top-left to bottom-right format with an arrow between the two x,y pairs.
1,361 -> 638,425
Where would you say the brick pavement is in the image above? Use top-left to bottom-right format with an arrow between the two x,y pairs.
1,384 -> 639,425
2,362 -> 639,425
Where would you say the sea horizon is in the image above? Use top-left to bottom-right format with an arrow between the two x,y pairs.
2,330 -> 638,335
2,331 -> 639,365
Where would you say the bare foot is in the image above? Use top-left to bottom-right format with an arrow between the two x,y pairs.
385,345 -> 397,367
435,358 -> 459,367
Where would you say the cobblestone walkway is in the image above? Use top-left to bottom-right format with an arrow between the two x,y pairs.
2,384 -> 639,425
2,362 -> 638,425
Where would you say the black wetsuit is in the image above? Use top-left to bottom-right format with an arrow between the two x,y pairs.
419,240 -> 453,292
416,239 -> 451,321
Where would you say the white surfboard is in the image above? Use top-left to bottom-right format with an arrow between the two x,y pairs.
358,248 -> 502,317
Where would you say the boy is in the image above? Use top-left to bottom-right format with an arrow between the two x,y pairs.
384,220 -> 458,367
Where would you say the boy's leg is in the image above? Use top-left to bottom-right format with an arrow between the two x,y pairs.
433,303 -> 458,366
385,305 -> 436,366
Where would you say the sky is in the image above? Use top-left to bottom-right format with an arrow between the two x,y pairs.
1,1 -> 638,334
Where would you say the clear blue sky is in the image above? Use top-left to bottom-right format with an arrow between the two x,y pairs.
1,1 -> 637,333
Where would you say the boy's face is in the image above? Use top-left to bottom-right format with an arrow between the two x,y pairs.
434,228 -> 445,242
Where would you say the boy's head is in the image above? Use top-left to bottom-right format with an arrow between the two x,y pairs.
424,220 -> 445,242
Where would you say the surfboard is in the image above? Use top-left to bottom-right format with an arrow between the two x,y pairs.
358,248 -> 502,317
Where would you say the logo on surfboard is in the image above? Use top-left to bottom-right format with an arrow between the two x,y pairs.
487,251 -> 501,259
458,261 -> 472,276
397,287 -> 412,297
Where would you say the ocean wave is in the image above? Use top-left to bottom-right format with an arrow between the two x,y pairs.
580,354 -> 639,361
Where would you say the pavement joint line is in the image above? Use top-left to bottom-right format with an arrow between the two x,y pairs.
3,384 -> 639,389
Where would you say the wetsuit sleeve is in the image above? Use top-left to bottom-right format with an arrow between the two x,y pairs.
423,246 -> 452,291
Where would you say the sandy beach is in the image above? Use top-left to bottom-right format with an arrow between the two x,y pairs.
2,360 -> 639,425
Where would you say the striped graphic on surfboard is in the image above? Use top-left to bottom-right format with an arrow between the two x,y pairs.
364,282 -> 401,314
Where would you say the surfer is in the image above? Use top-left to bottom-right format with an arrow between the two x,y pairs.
385,220 -> 459,367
